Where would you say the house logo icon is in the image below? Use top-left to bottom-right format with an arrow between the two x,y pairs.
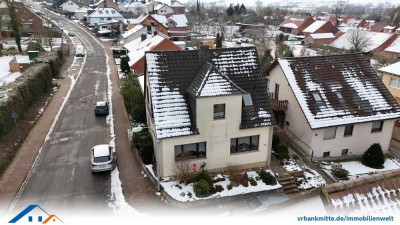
8,204 -> 63,224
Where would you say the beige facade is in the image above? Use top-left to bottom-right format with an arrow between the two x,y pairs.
145,76 -> 273,177
382,73 -> 400,104
268,65 -> 395,159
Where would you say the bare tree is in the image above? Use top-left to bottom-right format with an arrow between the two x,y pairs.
173,160 -> 192,185
332,1 -> 346,19
346,28 -> 371,53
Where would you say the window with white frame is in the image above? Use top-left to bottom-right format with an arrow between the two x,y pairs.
323,127 -> 337,140
371,121 -> 384,132
390,77 -> 400,88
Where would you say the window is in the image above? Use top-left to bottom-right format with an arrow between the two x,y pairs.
112,10 -> 115,14
341,149 -> 348,156
371,121 -> 384,132
335,91 -> 343,100
243,94 -> 253,107
175,142 -> 206,160
105,10 -> 109,14
265,78 -> 270,91
323,151 -> 330,157
323,127 -> 336,140
344,125 -> 353,137
274,83 -> 280,100
213,104 -> 225,119
390,78 -> 400,88
99,10 -> 103,14
230,135 -> 259,153
312,91 -> 323,102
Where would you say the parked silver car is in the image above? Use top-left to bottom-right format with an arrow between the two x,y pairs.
91,144 -> 115,173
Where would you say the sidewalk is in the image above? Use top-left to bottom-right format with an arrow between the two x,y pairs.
103,44 -> 167,212
0,40 -> 74,211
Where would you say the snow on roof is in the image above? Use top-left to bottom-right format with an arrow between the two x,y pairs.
171,1 -> 184,7
124,35 -> 165,67
384,25 -> 396,30
154,4 -> 167,10
378,61 -> 400,76
96,101 -> 107,106
277,54 -> 400,129
168,14 -> 188,27
187,62 -> 245,97
303,21 -> 326,33
122,24 -> 144,38
0,2 -> 7,8
384,36 -> 400,54
330,29 -> 394,53
280,22 -> 298,29
124,1 -> 146,8
75,6 -> 89,13
309,33 -> 335,39
152,14 -> 168,27
145,48 -> 275,139
88,8 -> 123,18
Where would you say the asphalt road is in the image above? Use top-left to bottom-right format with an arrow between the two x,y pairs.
11,8 -> 113,216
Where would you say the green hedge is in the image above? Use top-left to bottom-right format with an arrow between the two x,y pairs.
0,64 -> 53,139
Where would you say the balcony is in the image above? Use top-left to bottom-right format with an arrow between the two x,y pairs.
268,92 -> 288,111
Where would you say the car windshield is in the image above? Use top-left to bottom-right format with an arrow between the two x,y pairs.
96,106 -> 108,110
94,155 -> 111,163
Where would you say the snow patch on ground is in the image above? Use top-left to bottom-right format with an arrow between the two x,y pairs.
321,159 -> 400,179
158,170 -> 281,202
282,159 -> 303,172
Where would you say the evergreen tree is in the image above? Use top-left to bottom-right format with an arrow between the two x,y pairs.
234,4 -> 240,15
196,0 -> 200,12
362,143 -> 385,169
216,33 -> 222,48
6,0 -> 21,52
226,4 -> 234,17
261,49 -> 274,73
240,3 -> 246,15
120,55 -> 131,74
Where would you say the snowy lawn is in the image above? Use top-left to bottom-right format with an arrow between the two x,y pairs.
282,158 -> 326,190
0,55 -> 30,85
320,158 -> 400,179
148,166 -> 282,202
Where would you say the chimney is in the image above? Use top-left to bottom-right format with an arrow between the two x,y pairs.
153,30 -> 157,36
141,33 -> 147,41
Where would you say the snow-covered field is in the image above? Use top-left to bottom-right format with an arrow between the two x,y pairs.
159,170 -> 281,202
321,159 -> 400,179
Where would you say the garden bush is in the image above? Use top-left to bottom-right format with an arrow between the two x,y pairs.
331,164 -> 349,179
194,179 -> 210,197
362,143 -> 385,169
274,143 -> 289,160
272,133 -> 281,149
249,177 -> 257,186
259,170 -> 277,185
140,134 -> 154,165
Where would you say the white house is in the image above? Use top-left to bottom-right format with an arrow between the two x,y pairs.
120,1 -> 147,15
74,6 -> 89,20
146,0 -> 161,13
265,54 -> 400,159
144,47 -> 276,177
122,24 -> 168,43
153,3 -> 173,15
86,8 -> 124,26
60,0 -> 79,13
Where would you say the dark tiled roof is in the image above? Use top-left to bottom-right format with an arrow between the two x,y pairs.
146,47 -> 276,139
276,54 -> 400,129
187,62 -> 245,97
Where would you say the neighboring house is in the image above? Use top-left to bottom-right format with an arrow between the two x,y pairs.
323,169 -> 400,214
302,21 -> 339,36
60,0 -> 79,13
122,24 -> 168,43
74,6 -> 89,20
366,21 -> 389,32
153,3 -> 173,15
19,5 -> 43,33
167,14 -> 188,41
123,34 -> 181,74
146,0 -> 161,14
396,27 -> 400,35
378,61 -> 400,104
121,1 -> 147,15
330,29 -> 397,55
96,19 -> 120,37
95,0 -> 118,10
171,1 -> 185,14
0,1 -> 10,39
265,54 -> 400,159
86,8 -> 124,26
152,14 -> 168,27
140,14 -> 169,36
377,36 -> 400,60
279,15 -> 314,35
303,33 -> 336,46
383,25 -> 398,33
144,47 -> 276,177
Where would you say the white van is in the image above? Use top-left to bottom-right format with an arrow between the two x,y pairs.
75,44 -> 85,57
